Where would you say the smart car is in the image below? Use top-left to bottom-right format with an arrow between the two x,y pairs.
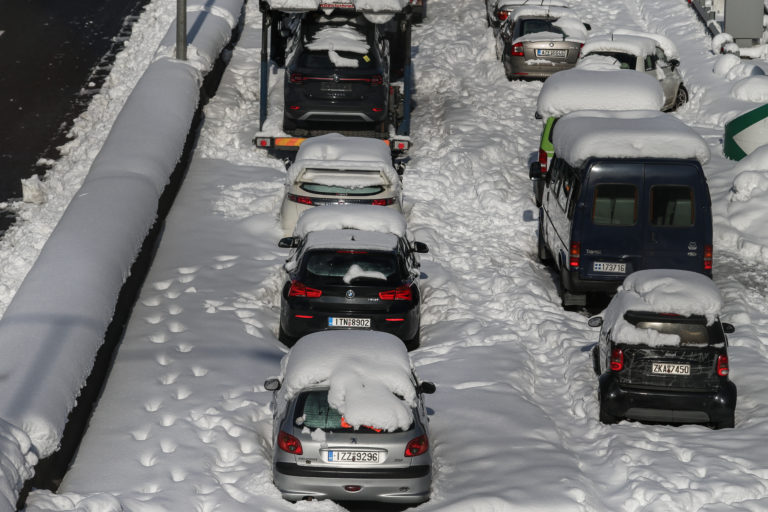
265,330 -> 436,503
588,269 -> 736,429
278,205 -> 428,349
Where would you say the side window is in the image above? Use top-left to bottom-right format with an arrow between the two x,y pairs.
656,47 -> 669,67
650,185 -> 694,226
592,184 -> 637,226
556,166 -> 576,212
549,158 -> 563,195
644,54 -> 657,71
566,179 -> 581,219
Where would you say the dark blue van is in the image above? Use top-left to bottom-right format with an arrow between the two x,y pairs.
533,111 -> 713,307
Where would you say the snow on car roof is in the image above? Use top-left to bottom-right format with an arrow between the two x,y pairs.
303,229 -> 400,251
510,6 -> 575,22
294,204 -> 407,237
264,0 -> 407,13
537,69 -> 664,118
306,25 -> 370,67
279,330 -> 417,431
613,28 -> 679,60
496,0 -> 568,9
581,34 -> 658,59
553,110 -> 710,166
599,270 -> 723,347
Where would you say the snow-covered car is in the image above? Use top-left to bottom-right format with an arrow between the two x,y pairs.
485,0 -> 569,31
277,205 -> 428,349
264,330 -> 436,503
530,67 -> 664,205
495,6 -> 590,80
580,33 -> 687,111
588,269 -> 737,429
279,134 -> 402,234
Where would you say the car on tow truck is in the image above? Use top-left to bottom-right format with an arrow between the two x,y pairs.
588,269 -> 736,429
265,330 -> 435,503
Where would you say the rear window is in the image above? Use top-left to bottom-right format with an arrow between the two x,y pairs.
302,249 -> 404,285
592,51 -> 636,70
301,183 -> 384,196
625,311 -> 725,346
650,185 -> 694,227
519,18 -> 565,36
592,184 -> 637,226
296,49 -> 378,71
294,390 -> 409,433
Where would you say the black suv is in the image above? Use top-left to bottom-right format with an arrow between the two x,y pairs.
283,13 -> 391,135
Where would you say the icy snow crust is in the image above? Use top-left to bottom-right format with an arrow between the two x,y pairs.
280,331 -> 416,431
536,68 -> 664,118
553,110 -> 711,166
294,204 -> 407,237
601,270 -> 723,347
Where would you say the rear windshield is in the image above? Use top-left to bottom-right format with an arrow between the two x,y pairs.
301,183 -> 384,196
592,184 -> 637,226
302,249 -> 404,285
650,185 -> 694,227
296,49 -> 378,71
519,18 -> 565,36
625,311 -> 725,346
294,390 -> 410,433
591,51 -> 636,70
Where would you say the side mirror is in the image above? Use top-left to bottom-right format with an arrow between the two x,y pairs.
278,236 -> 299,248
669,58 -> 679,71
534,111 -> 543,120
413,241 -> 429,254
529,162 -> 542,180
264,378 -> 282,391
722,322 -> 735,334
584,22 -> 592,31
587,316 -> 603,328
419,381 -> 436,394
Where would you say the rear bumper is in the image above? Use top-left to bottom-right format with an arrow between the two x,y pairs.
283,89 -> 389,125
506,57 -> 577,79
561,268 -> 623,294
599,373 -> 737,424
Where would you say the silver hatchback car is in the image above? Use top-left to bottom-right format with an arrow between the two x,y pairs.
265,330 -> 436,504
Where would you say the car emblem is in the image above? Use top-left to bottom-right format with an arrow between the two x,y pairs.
549,42 -> 554,47
688,242 -> 698,250
346,289 -> 355,299
333,73 -> 339,83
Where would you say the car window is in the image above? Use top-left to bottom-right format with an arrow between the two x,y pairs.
592,184 -> 637,226
300,183 -> 384,196
644,54 -> 657,71
519,18 -> 565,36
650,185 -> 694,227
624,312 -> 726,346
294,390 -> 410,432
593,51 -> 636,70
655,47 -> 669,67
302,249 -> 404,285
296,49 -> 378,70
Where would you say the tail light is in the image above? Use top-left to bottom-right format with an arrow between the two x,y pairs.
288,280 -> 322,298
538,148 -> 548,174
379,285 -> 412,301
371,198 -> 395,206
717,354 -> 729,377
405,435 -> 428,457
496,10 -> 509,21
511,42 -> 524,57
704,244 -> 713,271
278,431 -> 303,454
287,193 -> 314,205
610,347 -> 624,372
289,72 -> 305,84
369,74 -> 383,85
578,42 -> 584,57
569,241 -> 580,268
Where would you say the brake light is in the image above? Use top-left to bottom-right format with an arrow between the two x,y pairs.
538,148 -> 548,174
569,241 -> 580,268
278,431 -> 303,454
405,435 -> 428,457
610,347 -> 624,372
369,74 -> 383,85
289,73 -> 305,84
288,280 -> 322,298
511,42 -> 524,57
704,244 -> 713,271
379,285 -> 412,301
717,354 -> 729,377
371,198 -> 395,206
497,10 -> 509,21
287,193 -> 314,205
578,42 -> 584,57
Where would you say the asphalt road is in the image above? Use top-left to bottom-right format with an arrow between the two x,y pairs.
0,0 -> 148,230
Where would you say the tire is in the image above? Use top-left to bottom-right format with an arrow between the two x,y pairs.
537,212 -> 551,264
714,412 -> 735,430
591,346 -> 600,375
278,324 -> 295,347
405,330 -> 420,351
282,113 -> 297,134
599,396 -> 618,425
673,84 -> 688,111
495,38 -> 504,61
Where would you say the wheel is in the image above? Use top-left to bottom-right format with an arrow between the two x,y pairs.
405,330 -> 420,351
599,396 -> 618,425
282,113 -> 297,134
495,38 -> 504,61
278,324 -> 296,347
591,346 -> 600,375
673,84 -> 688,111
714,412 -> 735,429
537,211 -> 551,264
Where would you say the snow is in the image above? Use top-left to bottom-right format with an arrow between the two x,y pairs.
599,269 -> 724,348
536,68 -> 664,118
293,204 -> 407,237
265,0 -> 407,13
553,110 -> 711,167
613,28 -> 679,59
4,0 -> 768,509
342,263 -> 387,283
278,330 -> 416,431
510,5 -> 573,22
305,25 -> 370,67
726,146 -> 768,261
581,33 -> 658,60
552,16 -> 588,41
302,229 -> 400,252
730,75 -> 768,102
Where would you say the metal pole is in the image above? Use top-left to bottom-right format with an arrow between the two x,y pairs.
398,13 -> 412,136
259,2 -> 270,130
176,0 -> 187,60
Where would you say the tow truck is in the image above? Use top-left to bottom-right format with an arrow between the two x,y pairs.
253,0 -> 415,159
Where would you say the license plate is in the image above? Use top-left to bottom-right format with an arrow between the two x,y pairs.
320,83 -> 352,93
328,317 -> 371,328
652,363 -> 690,375
536,49 -> 567,58
592,262 -> 626,273
326,450 -> 381,463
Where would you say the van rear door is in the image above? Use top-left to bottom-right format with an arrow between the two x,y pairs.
642,163 -> 712,274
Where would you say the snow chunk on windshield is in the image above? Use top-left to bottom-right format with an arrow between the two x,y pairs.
552,17 -> 587,41
553,110 -> 710,166
306,25 -> 369,68
280,331 -> 416,431
600,270 -> 723,346
343,264 -> 387,283
295,204 -> 407,237
537,69 -> 663,118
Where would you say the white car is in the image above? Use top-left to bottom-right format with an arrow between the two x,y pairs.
279,133 -> 403,234
580,33 -> 688,111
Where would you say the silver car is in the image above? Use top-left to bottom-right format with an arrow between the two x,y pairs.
496,7 -> 589,80
265,331 -> 436,504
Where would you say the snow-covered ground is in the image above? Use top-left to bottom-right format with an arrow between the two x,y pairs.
0,0 -> 767,510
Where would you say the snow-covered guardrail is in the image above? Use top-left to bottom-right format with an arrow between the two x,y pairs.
0,1 -> 244,509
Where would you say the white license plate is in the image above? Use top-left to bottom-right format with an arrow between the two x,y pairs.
592,262 -> 626,273
328,317 -> 371,328
326,450 -> 381,463
652,363 -> 690,376
536,49 -> 567,57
